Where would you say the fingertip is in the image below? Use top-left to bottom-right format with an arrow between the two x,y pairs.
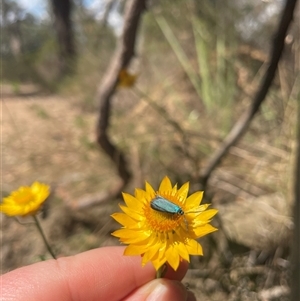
187,290 -> 197,301
124,279 -> 189,301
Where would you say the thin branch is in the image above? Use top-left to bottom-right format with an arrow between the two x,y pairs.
99,0 -> 117,28
199,0 -> 299,188
89,0 -> 146,207
259,286 -> 290,300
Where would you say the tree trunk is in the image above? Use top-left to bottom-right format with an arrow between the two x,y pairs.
51,0 -> 76,75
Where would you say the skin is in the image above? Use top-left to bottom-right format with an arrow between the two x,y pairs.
1,246 -> 196,301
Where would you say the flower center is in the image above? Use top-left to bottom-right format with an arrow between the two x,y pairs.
144,204 -> 184,232
15,188 -> 34,204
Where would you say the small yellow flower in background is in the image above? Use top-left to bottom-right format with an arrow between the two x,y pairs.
1,181 -> 56,259
0,182 -> 50,217
111,176 -> 218,271
118,69 -> 137,88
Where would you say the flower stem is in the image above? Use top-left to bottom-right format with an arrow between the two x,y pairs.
156,264 -> 167,278
33,215 -> 56,259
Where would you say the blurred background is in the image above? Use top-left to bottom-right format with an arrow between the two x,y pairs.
1,0 -> 299,300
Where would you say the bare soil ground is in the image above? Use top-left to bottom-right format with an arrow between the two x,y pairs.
2,83 -> 118,264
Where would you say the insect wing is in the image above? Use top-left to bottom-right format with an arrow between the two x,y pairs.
150,196 -> 183,214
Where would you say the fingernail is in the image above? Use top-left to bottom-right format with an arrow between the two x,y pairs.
146,280 -> 187,301
146,282 -> 168,301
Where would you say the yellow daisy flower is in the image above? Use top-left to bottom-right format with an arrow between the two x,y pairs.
0,182 -> 50,217
111,176 -> 218,271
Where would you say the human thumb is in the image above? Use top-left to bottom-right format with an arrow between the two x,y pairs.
123,278 -> 196,301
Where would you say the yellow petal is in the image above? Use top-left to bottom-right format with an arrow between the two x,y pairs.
174,241 -> 190,262
165,245 -> 180,271
177,182 -> 189,202
158,176 -> 172,193
31,182 -> 50,201
194,224 -> 218,237
0,204 -> 21,216
193,209 -> 218,224
171,183 -> 178,196
135,188 -> 147,201
145,181 -> 155,196
150,241 -> 168,270
122,193 -> 143,212
186,239 -> 203,255
185,191 -> 204,209
112,229 -> 150,243
145,251 -> 164,270
141,239 -> 162,266
143,244 -> 160,264
124,244 -> 147,256
186,204 -> 210,215
119,204 -> 144,221
111,213 -> 138,228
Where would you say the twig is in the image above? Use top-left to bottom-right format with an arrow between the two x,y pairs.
259,285 -> 290,300
199,0 -> 299,188
230,266 -> 269,283
99,0 -> 117,28
95,0 -> 147,202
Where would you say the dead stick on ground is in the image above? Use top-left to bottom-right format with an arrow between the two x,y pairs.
96,1 -> 147,181
199,0 -> 299,188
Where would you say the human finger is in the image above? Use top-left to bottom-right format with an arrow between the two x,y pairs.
1,246 -> 189,301
122,278 -> 196,301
